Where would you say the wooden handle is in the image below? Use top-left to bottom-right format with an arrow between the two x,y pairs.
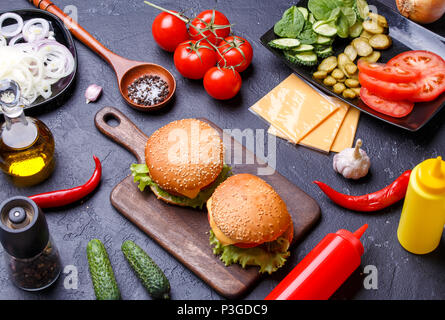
94,107 -> 148,163
28,0 -> 129,76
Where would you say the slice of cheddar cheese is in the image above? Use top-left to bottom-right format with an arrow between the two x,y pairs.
269,104 -> 360,153
300,102 -> 349,153
331,107 -> 360,153
207,198 -> 236,246
250,74 -> 339,144
179,188 -> 202,199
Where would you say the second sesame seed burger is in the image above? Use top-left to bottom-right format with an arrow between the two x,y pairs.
130,119 -> 231,208
207,173 -> 294,274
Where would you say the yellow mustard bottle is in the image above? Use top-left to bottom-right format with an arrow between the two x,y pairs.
397,156 -> 445,254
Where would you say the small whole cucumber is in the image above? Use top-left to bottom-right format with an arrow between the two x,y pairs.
122,240 -> 170,299
87,239 -> 120,300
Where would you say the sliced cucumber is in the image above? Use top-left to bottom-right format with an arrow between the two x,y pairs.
285,51 -> 318,67
355,0 -> 370,20
291,44 -> 315,52
313,21 -> 337,37
297,7 -> 309,20
349,20 -> 364,38
315,46 -> 334,59
316,35 -> 333,45
314,44 -> 332,53
268,38 -> 301,50
308,13 -> 316,24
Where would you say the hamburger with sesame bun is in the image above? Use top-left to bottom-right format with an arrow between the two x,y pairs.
207,173 -> 294,274
130,119 -> 231,208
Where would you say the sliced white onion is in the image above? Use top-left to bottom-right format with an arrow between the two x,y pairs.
13,43 -> 36,55
0,41 -> 74,104
48,31 -> 55,41
22,55 -> 44,82
9,33 -> 25,46
36,81 -> 52,99
0,13 -> 74,105
22,18 -> 49,42
36,42 -> 75,79
0,13 -> 24,38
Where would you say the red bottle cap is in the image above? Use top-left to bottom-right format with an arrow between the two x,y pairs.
336,224 -> 368,256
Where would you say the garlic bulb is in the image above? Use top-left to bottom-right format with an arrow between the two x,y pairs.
85,84 -> 103,104
333,139 -> 370,180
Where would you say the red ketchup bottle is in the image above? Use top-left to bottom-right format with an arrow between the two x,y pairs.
265,224 -> 368,300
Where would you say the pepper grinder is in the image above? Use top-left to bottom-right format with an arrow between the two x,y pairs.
0,196 -> 61,291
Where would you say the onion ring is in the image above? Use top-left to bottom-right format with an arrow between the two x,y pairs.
13,43 -> 36,54
22,18 -> 50,42
9,33 -> 25,46
37,42 -> 75,78
0,13 -> 24,38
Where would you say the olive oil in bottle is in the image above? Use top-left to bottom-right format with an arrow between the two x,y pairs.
0,80 -> 55,187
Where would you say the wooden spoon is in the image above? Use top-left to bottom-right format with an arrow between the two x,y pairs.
28,0 -> 176,111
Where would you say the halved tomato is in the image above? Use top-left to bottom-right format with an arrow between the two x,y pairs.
410,70 -> 445,102
385,51 -> 445,102
357,60 -> 420,83
359,72 -> 420,101
387,50 -> 445,76
360,87 -> 414,118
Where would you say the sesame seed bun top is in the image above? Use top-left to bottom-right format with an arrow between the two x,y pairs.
208,173 -> 292,244
145,119 -> 224,198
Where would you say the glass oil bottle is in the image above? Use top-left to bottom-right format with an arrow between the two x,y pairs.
0,80 -> 55,187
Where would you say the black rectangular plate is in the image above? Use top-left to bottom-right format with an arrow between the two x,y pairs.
260,0 -> 445,131
0,8 -> 77,113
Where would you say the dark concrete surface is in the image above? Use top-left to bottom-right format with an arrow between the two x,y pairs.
0,0 -> 444,300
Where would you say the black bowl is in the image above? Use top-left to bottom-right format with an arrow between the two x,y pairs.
0,8 -> 77,113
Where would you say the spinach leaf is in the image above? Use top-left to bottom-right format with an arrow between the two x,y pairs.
298,21 -> 317,44
327,7 -> 341,22
336,12 -> 350,38
308,0 -> 341,20
340,0 -> 356,7
274,6 -> 305,38
341,7 -> 357,26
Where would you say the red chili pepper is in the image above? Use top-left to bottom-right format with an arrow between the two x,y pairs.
29,156 -> 102,209
313,170 -> 412,212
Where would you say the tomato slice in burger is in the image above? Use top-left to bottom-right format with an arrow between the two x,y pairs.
359,72 -> 420,101
409,70 -> 445,102
387,50 -> 445,76
357,60 -> 420,83
360,87 -> 414,118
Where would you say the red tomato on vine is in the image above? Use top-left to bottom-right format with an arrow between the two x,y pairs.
203,67 -> 242,100
189,10 -> 231,46
217,36 -> 253,72
151,11 -> 189,52
173,40 -> 217,79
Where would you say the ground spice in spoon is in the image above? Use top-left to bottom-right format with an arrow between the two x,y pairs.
127,75 -> 169,106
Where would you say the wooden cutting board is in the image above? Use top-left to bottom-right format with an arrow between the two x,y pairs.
95,107 -> 321,299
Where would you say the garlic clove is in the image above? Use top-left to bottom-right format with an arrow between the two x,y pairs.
333,139 -> 371,180
353,139 -> 363,160
85,84 -> 103,104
